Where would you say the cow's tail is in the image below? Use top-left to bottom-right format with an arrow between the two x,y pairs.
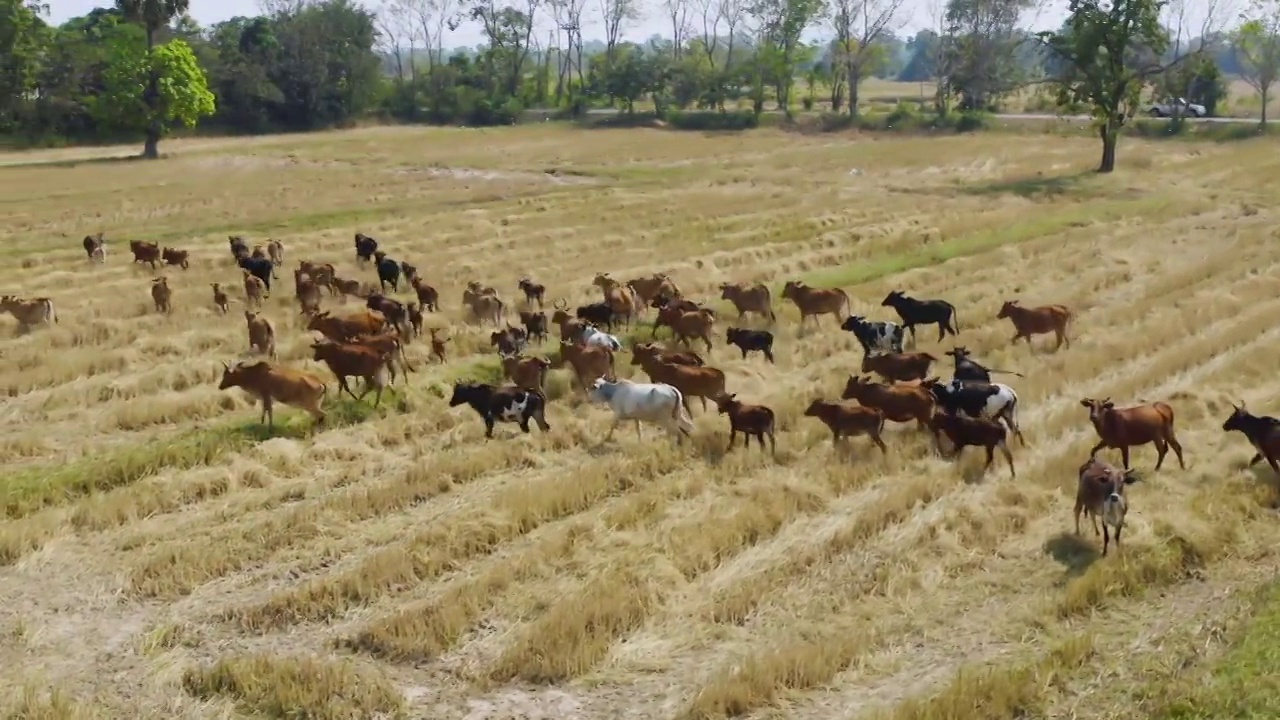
948,301 -> 960,333
840,290 -> 852,319
671,387 -> 694,434
44,298 -> 57,324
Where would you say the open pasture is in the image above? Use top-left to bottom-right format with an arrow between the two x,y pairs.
2,125 -> 1280,719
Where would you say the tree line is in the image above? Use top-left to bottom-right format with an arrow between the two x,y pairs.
4,0 -> 1280,171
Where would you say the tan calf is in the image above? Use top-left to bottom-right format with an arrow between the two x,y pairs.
243,270 -> 268,309
244,310 -> 277,359
218,360 -> 327,429
803,400 -> 887,452
997,300 -> 1073,350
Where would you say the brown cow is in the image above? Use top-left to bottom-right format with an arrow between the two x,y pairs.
1081,397 -> 1186,471
296,280 -> 323,318
997,300 -> 1073,350
1222,402 -> 1280,477
350,331 -> 415,383
627,273 -> 681,308
592,273 -> 638,328
719,281 -> 776,324
551,340 -> 616,393
218,360 -> 327,429
331,277 -> 363,300
502,354 -> 552,394
211,283 -> 230,314
267,239 -> 285,267
860,351 -> 937,383
83,233 -> 105,263
243,270 -> 268,309
631,341 -> 704,367
366,293 -> 409,338
463,284 -> 504,326
714,393 -> 776,454
551,309 -> 587,342
841,374 -> 934,429
161,247 -> 190,270
517,277 -> 546,308
428,328 -> 450,363
0,295 -> 57,331
298,261 -> 336,294
631,353 -> 726,413
307,309 -> 388,343
782,281 -> 850,328
406,302 -> 424,339
929,411 -> 1015,479
518,310 -> 548,344
244,310 -> 277,359
657,306 -> 716,352
150,277 -> 172,314
803,400 -> 887,452
1075,457 -> 1141,556
129,240 -> 161,269
310,339 -> 393,408
411,276 -> 439,313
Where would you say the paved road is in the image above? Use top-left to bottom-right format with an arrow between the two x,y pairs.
580,107 -> 1259,123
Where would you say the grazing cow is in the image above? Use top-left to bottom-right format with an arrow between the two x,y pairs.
298,261 -> 336,294
354,232 -> 378,264
1222,402 -> 1280,477
307,309 -> 388,343
593,273 -> 639,328
311,339 -> 393,408
463,284 -> 505,326
0,295 -> 57,332
228,236 -> 250,262
350,331 -> 414,383
841,315 -> 905,354
782,281 -> 850,329
449,382 -> 550,439
1075,457 -> 1141,556
803,400 -> 888,452
997,300 -> 1073,350
411,276 -> 439,313
587,377 -> 694,444
551,340 -> 616,393
518,277 -> 546,308
243,271 -> 268,309
239,255 -> 274,293
129,240 -> 161,269
267,239 -> 285,267
399,261 -> 419,284
860,351 -> 936,384
946,346 -> 1023,383
372,251 -> 402,293
719,281 -> 776,324
218,360 -> 327,428
150,277 -> 172,314
928,411 -> 1016,479
83,233 -> 105,263
725,327 -> 775,363
501,354 -> 552,394
841,375 -> 935,429
366,293 -> 409,338
1080,397 -> 1186,470
211,283 -> 229,314
581,324 -> 623,351
925,378 -> 1026,446
406,302 -> 424,339
632,341 -> 704,368
244,310 -> 277,359
491,325 -> 528,356
631,353 -> 727,413
161,247 -> 190,270
714,393 -> 776,454
518,310 -> 548,345
626,273 -> 682,309
428,328 -> 449,363
881,290 -> 960,345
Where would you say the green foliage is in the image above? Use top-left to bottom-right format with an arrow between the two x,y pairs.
1234,1 -> 1280,122
95,38 -> 215,134
664,110 -> 760,130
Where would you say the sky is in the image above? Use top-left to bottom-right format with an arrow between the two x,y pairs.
45,0 -> 1219,49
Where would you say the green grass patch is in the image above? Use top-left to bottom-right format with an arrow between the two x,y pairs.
1150,581 -> 1280,719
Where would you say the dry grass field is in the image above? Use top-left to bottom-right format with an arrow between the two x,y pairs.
3,124 -> 1280,719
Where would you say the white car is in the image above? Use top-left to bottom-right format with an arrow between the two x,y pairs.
1147,97 -> 1207,118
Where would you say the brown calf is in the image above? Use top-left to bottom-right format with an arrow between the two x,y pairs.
243,270 -> 268,309
406,302 -> 424,339
803,400 -> 887,452
1081,397 -> 1185,471
428,328 -> 450,363
502,354 -> 552,394
860,351 -> 937,383
83,232 -> 105,263
929,411 -> 1015,479
552,340 -> 617,393
310,339 -> 393,408
130,240 -> 161,269
1075,457 -> 1141,556
267,239 -> 285,266
719,281 -> 776,324
150,277 -> 172,314
632,352 -> 727,413
464,286 -> 505,326
161,247 -> 190,270
411,276 -> 439,313
632,341 -> 704,367
782,280 -> 849,328
366,293 -> 409,338
350,331 -> 415,383
332,276 -> 364,299
298,261 -> 336,293
997,300 -> 1073,350
841,374 -> 934,429
244,310 -> 277,359
714,393 -> 776,454
211,283 -> 229,314
218,360 -> 327,429
517,277 -> 546,308
307,309 -> 388,343
657,306 -> 716,352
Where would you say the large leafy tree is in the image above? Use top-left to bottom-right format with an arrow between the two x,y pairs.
1235,0 -> 1280,125
94,38 -> 216,145
1038,0 -> 1174,173
115,0 -> 189,157
0,0 -> 50,131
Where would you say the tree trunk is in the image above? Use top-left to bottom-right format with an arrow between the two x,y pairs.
847,64 -> 861,117
142,27 -> 161,160
1098,123 -> 1118,173
1262,87 -> 1269,127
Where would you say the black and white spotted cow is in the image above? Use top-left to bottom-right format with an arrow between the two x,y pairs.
448,382 -> 550,439
840,315 -> 905,354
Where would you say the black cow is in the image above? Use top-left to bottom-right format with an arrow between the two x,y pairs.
946,346 -> 1023,383
373,251 -> 401,292
238,255 -> 274,292
366,293 -> 409,335
840,315 -> 905,354
1222,403 -> 1280,476
519,310 -> 548,344
449,382 -> 550,439
881,290 -> 960,344
355,233 -> 378,264
228,235 -> 249,262
726,327 -> 775,363
576,302 -> 616,331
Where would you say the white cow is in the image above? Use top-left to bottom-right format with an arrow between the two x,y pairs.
581,324 -> 623,351
587,377 -> 695,443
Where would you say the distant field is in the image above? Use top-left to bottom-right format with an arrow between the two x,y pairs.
2,125 -> 1280,719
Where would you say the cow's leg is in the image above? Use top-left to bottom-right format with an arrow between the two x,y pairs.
726,429 -> 737,452
1124,445 -> 1135,470
261,396 -> 274,428
937,322 -> 946,342
1088,441 -> 1107,459
766,431 -> 776,455
604,417 -> 621,442
999,441 -> 1015,479
484,415 -> 496,439
1248,452 -> 1263,466
1266,452 -> 1280,477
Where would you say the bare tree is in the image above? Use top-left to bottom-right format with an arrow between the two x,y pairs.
549,0 -> 587,92
925,0 -> 954,114
377,0 -> 409,82
665,0 -> 693,58
600,0 -> 642,62
720,0 -> 745,68
408,0 -> 458,68
829,0 -> 907,114
696,0 -> 724,65
1157,0 -> 1230,119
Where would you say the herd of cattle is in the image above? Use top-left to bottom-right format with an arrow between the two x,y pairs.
2,231 -> 1278,559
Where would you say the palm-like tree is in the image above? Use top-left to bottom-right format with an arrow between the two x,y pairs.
115,0 -> 190,158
